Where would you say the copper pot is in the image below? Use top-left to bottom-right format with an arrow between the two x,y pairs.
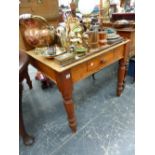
20,14 -> 56,47
24,28 -> 55,47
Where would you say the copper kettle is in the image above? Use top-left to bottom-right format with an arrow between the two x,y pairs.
19,14 -> 56,48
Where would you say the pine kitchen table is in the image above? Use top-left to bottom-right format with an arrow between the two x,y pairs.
27,40 -> 130,133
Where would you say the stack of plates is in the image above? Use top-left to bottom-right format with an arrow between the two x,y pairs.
107,33 -> 123,44
107,34 -> 120,39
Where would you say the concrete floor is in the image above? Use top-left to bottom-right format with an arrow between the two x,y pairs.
19,62 -> 135,155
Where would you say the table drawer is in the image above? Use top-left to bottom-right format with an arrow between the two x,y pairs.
87,52 -> 114,72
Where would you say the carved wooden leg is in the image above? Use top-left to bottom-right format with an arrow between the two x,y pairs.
56,70 -> 77,133
123,62 -> 128,90
19,82 -> 34,145
117,59 -> 126,96
122,42 -> 130,90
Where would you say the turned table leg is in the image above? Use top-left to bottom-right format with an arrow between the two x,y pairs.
122,62 -> 128,90
117,59 -> 126,96
56,70 -> 77,133
19,82 -> 34,145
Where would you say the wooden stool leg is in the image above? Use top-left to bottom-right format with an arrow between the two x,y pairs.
92,74 -> 96,80
25,68 -> 32,89
19,82 -> 34,145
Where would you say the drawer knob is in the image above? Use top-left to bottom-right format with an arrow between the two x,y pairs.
90,62 -> 94,66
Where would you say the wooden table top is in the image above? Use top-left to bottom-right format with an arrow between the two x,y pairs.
27,40 -> 129,73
